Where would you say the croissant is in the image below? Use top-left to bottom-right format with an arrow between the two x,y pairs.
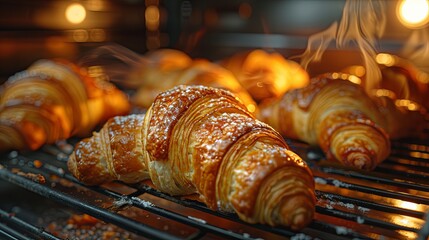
369,89 -> 427,139
78,45 -> 257,113
123,48 -> 194,89
219,49 -> 310,102
258,74 -> 391,170
68,85 -> 316,230
334,65 -> 428,139
0,59 -> 131,152
130,52 -> 257,113
343,53 -> 429,110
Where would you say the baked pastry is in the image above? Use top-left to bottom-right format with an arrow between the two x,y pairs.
130,54 -> 257,114
0,59 -> 131,152
370,91 -> 426,139
343,53 -> 429,110
125,48 -> 194,89
258,74 -> 391,170
78,45 -> 257,113
68,85 -> 316,230
219,49 -> 309,102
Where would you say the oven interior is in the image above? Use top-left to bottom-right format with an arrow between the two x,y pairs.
1,1 -> 429,239
1,133 -> 429,240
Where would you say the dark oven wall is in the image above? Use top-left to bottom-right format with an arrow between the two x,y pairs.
0,0 -> 420,81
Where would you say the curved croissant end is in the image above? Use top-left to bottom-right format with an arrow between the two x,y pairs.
258,76 -> 391,170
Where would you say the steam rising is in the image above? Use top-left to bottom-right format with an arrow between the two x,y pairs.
401,29 -> 429,72
299,0 -> 386,92
78,43 -> 144,84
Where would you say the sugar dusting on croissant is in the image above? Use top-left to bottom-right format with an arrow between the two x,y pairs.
68,85 -> 315,230
258,74 -> 391,170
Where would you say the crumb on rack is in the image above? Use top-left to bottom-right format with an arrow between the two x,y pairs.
47,213 -> 135,240
11,168 -> 46,184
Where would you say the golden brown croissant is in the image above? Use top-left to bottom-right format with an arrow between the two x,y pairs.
124,48 -> 194,89
368,90 -> 426,139
338,63 -> 428,139
78,45 -> 256,113
0,59 -> 131,152
258,74 -> 391,170
130,52 -> 257,114
342,53 -> 429,110
68,85 -> 316,230
219,49 -> 310,102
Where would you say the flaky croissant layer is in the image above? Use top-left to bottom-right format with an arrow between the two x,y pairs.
68,85 -> 316,230
219,49 -> 310,102
0,59 -> 130,152
258,75 -> 391,170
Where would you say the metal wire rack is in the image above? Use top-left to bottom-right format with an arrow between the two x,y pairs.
1,127 -> 429,239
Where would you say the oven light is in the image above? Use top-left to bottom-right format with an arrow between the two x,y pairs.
65,3 -> 87,24
375,53 -> 395,66
397,0 -> 429,28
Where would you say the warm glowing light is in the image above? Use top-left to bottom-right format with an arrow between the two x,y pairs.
395,99 -> 421,111
410,151 -> 429,159
65,3 -> 87,24
417,71 -> 429,83
376,53 -> 395,66
373,89 -> 396,99
354,66 -> 366,77
390,201 -> 423,239
329,72 -> 361,85
347,75 -> 362,85
399,201 -> 419,210
331,72 -> 340,79
397,0 -> 429,28
393,199 -> 427,212
145,5 -> 160,31
347,66 -> 366,77
247,104 -> 256,113
391,215 -> 421,238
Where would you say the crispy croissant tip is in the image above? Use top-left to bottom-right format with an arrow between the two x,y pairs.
347,152 -> 373,170
291,211 -> 308,231
289,206 -> 314,231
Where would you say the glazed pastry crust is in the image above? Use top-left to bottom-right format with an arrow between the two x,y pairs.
0,59 -> 130,152
129,50 -> 257,114
68,85 -> 316,230
258,75 -> 391,170
219,49 -> 309,102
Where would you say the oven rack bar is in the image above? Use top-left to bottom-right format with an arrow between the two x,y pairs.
0,134 -> 429,240
0,209 -> 60,240
0,157 -> 359,240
